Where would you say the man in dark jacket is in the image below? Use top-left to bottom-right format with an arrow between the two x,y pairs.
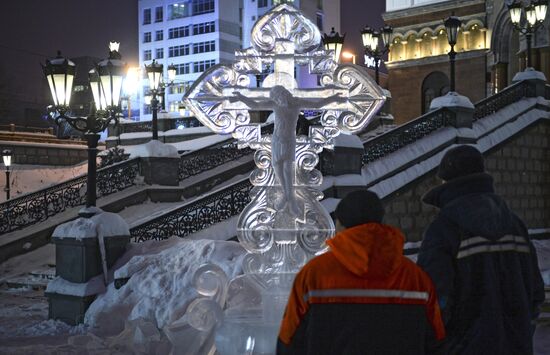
417,145 -> 545,355
278,190 -> 445,355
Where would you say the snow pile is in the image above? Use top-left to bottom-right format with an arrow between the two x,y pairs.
129,140 -> 179,159
85,238 -> 246,336
429,91 -> 474,110
12,319 -> 87,338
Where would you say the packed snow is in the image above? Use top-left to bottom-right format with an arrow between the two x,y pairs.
128,140 -> 180,159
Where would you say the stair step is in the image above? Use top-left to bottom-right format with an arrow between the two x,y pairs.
5,275 -> 49,290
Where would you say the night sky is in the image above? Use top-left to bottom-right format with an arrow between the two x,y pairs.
0,0 -> 138,125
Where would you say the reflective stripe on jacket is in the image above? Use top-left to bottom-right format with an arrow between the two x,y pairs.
278,223 -> 445,355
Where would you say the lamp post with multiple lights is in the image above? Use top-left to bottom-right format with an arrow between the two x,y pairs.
361,25 -> 393,84
43,42 -> 126,210
508,0 -> 548,69
2,149 -> 12,201
144,61 -> 177,139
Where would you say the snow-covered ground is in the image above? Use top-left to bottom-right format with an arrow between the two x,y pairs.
0,163 -> 88,203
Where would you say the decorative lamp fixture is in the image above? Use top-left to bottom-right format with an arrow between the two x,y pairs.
526,4 -> 538,26
96,42 -> 126,109
534,0 -> 548,21
508,1 -> 523,25
146,59 -> 163,92
167,63 -> 177,83
2,149 -> 11,168
42,51 -> 76,108
444,15 -> 462,46
89,69 -> 107,111
381,25 -> 394,47
361,26 -> 373,50
322,27 -> 345,63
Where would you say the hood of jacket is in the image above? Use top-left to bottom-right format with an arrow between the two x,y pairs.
422,172 -> 526,239
326,223 -> 405,278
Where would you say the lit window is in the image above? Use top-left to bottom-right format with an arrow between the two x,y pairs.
168,2 -> 190,20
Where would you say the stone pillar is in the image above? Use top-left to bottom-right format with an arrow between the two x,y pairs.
512,68 -> 547,97
319,134 -> 364,177
140,157 -> 181,186
429,91 -> 475,144
46,209 -> 130,325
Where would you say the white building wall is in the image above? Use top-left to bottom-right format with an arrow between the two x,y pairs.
386,0 -> 448,12
138,0 -> 340,120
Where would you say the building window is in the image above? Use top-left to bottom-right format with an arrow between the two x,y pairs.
316,13 -> 323,31
143,8 -> 151,24
169,44 -> 190,57
156,30 -> 163,41
144,50 -> 152,61
168,26 -> 190,39
193,59 -> 216,73
421,71 -> 449,114
155,6 -> 163,22
193,40 -> 216,54
143,32 -> 152,43
168,2 -> 190,20
192,21 -> 216,35
156,48 -> 164,59
258,0 -> 268,7
192,0 -> 215,15
174,63 -> 191,75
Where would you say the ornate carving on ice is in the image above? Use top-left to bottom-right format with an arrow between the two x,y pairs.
182,4 -> 386,353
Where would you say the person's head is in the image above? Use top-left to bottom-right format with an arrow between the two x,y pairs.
334,190 -> 384,232
269,85 -> 292,106
437,145 -> 485,182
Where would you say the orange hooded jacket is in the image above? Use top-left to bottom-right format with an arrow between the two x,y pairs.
278,223 -> 445,354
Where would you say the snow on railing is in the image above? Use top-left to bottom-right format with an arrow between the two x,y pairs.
473,80 -> 534,121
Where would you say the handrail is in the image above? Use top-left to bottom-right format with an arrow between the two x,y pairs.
130,178 -> 252,242
362,107 -> 455,164
473,80 -> 533,121
177,122 -> 274,180
0,158 -> 141,234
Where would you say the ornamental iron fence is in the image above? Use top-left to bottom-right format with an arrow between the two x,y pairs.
130,178 -> 252,242
473,80 -> 534,121
0,158 -> 140,234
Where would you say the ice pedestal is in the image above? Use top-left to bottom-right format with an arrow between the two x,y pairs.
215,273 -> 294,355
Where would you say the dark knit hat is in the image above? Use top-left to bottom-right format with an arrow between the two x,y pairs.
334,190 -> 384,228
438,145 -> 485,181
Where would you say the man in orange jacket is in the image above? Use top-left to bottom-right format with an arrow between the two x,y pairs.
277,190 -> 445,355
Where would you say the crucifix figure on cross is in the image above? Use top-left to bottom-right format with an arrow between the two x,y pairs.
185,3 -> 385,266
230,86 -> 346,215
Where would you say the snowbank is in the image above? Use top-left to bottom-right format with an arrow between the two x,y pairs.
46,275 -> 105,297
129,140 -> 179,159
85,238 -> 246,336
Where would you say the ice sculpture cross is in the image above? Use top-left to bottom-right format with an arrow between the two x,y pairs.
185,4 -> 385,267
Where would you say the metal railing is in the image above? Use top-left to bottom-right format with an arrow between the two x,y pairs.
0,158 -> 141,234
178,123 -> 274,180
473,80 -> 534,121
130,178 -> 252,242
362,108 -> 455,164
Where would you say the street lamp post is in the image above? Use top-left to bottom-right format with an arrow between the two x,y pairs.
508,0 -> 548,69
361,24 -> 393,85
43,43 -> 126,211
444,15 -> 462,92
2,149 -> 12,201
322,27 -> 345,63
145,60 -> 163,140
